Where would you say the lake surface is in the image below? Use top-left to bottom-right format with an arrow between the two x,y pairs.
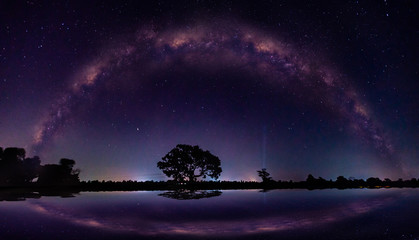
1,188 -> 419,240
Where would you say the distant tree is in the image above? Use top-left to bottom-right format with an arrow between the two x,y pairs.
257,168 -> 273,183
335,176 -> 349,188
0,147 -> 82,186
0,149 -> 4,184
336,176 -> 348,184
22,156 -> 41,183
38,158 -> 80,185
60,158 -> 80,176
0,147 -> 26,184
306,174 -> 316,183
157,144 -> 222,182
366,177 -> 382,187
3,147 -> 26,163
60,158 -> 75,168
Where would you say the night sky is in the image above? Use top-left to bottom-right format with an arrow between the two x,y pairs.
0,1 -> 418,181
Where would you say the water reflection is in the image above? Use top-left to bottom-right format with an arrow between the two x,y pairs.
1,189 -> 418,239
0,189 -> 79,201
158,189 -> 222,200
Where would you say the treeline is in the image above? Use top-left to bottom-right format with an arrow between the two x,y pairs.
301,174 -> 419,189
79,176 -> 419,191
255,173 -> 419,189
0,147 -> 80,187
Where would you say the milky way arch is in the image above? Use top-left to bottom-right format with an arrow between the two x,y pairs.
31,21 -> 399,171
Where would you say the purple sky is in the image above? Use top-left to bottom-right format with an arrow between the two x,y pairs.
0,1 -> 418,181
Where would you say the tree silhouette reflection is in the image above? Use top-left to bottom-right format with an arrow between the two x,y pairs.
159,189 -> 222,200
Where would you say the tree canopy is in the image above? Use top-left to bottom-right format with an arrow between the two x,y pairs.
0,147 -> 41,184
157,144 -> 222,182
37,158 -> 80,185
257,168 -> 273,183
0,146 -> 80,186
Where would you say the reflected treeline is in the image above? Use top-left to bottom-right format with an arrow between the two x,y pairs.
0,147 -> 80,187
0,189 -> 80,201
159,190 -> 222,200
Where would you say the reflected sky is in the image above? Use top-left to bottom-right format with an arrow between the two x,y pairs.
1,189 -> 419,239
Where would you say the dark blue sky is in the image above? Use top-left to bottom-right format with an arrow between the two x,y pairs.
0,1 -> 418,181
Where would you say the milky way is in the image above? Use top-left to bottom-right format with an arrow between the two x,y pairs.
30,20 -> 401,176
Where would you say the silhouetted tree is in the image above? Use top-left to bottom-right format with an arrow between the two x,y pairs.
22,156 -> 41,183
38,158 -> 80,185
0,146 -> 83,187
3,147 -> 26,163
305,174 -> 330,188
306,174 -> 316,183
366,177 -> 382,187
335,175 -> 348,185
0,147 -> 5,184
157,144 -> 222,182
257,168 -> 273,183
0,147 -> 27,184
59,158 -> 81,176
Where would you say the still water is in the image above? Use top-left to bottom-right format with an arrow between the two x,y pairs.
1,189 -> 418,240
